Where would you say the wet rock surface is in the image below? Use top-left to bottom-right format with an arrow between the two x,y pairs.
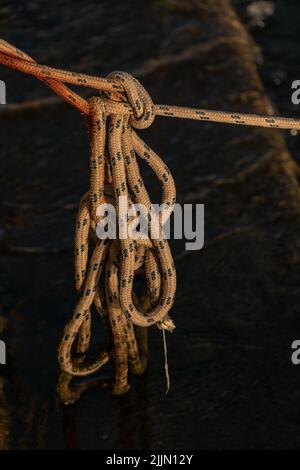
0,0 -> 300,449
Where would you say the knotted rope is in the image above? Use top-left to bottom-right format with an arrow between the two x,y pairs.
57,76 -> 177,402
1,39 -> 300,403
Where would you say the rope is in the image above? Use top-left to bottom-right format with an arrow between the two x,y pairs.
1,39 -> 300,130
1,38 -> 299,404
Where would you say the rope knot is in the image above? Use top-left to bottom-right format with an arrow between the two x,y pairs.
106,71 -> 155,129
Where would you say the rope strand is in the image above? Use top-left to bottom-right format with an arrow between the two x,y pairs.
1,39 -> 300,130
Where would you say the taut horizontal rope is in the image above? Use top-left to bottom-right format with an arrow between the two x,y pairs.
1,38 -> 298,403
1,39 -> 300,130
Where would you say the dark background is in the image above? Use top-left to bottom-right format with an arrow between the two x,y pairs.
233,0 -> 300,160
1,0 -> 300,450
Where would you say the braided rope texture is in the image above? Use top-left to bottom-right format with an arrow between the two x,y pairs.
1,39 -> 300,403
57,79 -> 177,402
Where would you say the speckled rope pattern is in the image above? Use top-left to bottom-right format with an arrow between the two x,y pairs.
1,39 -> 300,403
57,89 -> 177,401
